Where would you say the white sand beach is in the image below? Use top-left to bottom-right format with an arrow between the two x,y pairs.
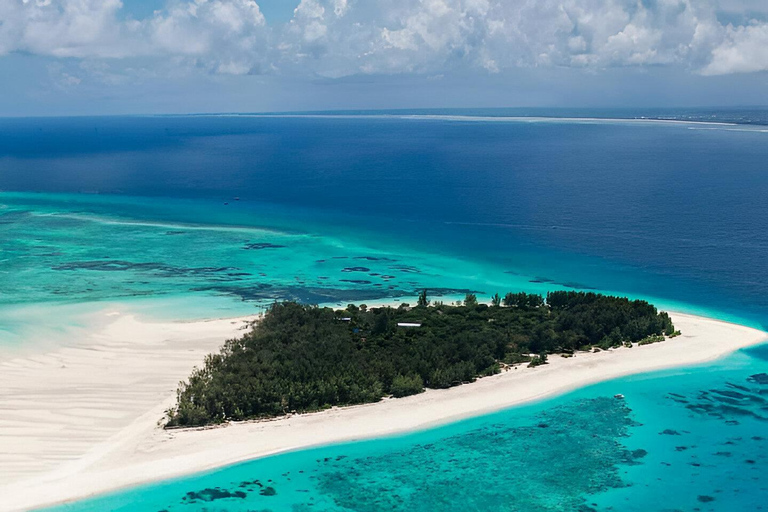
1,310 -> 765,512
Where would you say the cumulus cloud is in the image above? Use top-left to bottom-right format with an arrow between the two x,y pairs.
279,0 -> 733,77
0,0 -> 269,74
1,0 -> 767,78
280,0 -> 500,76
149,0 -> 269,74
0,0 -> 130,58
703,21 -> 768,74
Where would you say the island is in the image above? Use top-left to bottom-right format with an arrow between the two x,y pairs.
167,291 -> 677,427
3,297 -> 766,512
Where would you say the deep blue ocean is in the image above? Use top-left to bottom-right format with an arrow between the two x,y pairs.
0,112 -> 766,511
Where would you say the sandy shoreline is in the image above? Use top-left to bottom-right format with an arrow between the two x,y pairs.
1,309 -> 766,512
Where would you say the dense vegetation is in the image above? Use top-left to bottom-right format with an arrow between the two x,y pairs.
166,291 -> 675,427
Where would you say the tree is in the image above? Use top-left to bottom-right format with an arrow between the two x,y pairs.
528,294 -> 545,308
372,311 -> 390,335
503,292 -> 545,309
464,293 -> 478,307
491,293 -> 501,307
417,289 -> 430,307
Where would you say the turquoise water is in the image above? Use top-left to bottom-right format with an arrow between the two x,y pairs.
0,189 -> 756,353
43,344 -> 768,512
0,191 -> 524,309
0,190 -> 547,350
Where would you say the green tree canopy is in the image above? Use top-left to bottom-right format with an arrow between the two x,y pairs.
167,292 -> 675,427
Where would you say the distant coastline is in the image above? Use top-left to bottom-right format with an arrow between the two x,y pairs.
168,112 -> 742,127
159,107 -> 768,128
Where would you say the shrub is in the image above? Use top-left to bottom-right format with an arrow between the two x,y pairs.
528,353 -> 548,368
638,334 -> 665,346
390,374 -> 425,398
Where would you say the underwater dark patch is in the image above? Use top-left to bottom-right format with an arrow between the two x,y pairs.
191,284 -> 479,305
52,260 -> 238,278
388,264 -> 421,274
667,376 -> 768,424
243,242 -> 286,250
181,487 -> 248,503
559,282 -> 598,290
316,397 -> 641,512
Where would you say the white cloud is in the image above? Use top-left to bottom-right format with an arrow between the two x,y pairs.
149,0 -> 269,74
0,0 -> 269,74
1,0 -> 768,79
702,21 -> 768,74
278,0 -> 732,76
0,0 -> 130,58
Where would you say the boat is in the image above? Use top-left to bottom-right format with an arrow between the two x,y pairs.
614,394 -> 625,399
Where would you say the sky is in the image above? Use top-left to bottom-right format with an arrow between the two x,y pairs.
1,0 -> 767,116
